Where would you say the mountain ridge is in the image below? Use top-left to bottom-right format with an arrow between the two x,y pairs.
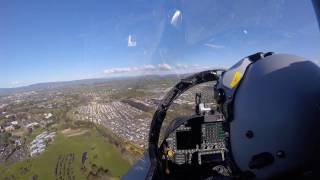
0,74 -> 188,95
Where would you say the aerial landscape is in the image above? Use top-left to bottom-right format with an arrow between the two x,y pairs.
1,0 -> 318,179
0,74 -> 215,180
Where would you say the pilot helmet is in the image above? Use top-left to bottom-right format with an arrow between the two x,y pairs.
216,53 -> 320,178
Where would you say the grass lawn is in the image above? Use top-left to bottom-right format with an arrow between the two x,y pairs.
0,128 -> 131,180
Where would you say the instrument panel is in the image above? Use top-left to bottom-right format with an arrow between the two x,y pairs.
163,114 -> 229,167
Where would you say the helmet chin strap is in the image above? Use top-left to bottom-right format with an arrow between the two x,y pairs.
147,69 -> 223,179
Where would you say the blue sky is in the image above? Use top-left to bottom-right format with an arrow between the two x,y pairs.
0,0 -> 319,88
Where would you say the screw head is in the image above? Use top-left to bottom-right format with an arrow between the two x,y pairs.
246,130 -> 254,139
276,150 -> 285,158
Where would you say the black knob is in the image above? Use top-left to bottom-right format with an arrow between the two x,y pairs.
215,88 -> 225,104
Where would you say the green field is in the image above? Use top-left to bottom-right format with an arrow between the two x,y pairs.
0,129 -> 131,180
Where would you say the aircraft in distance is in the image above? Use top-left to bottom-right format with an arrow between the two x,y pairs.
124,1 -> 320,179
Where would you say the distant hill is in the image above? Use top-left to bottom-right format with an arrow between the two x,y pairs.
0,74 -> 187,96
0,78 -> 111,95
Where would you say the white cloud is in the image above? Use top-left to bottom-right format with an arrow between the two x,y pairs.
104,64 -> 163,75
176,64 -> 208,70
243,30 -> 248,34
158,63 -> 172,71
170,10 -> 182,27
8,81 -> 26,88
103,63 -> 217,76
204,43 -> 225,49
141,64 -> 156,71
104,67 -> 133,74
10,81 -> 21,85
175,64 -> 189,69
128,35 -> 136,47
